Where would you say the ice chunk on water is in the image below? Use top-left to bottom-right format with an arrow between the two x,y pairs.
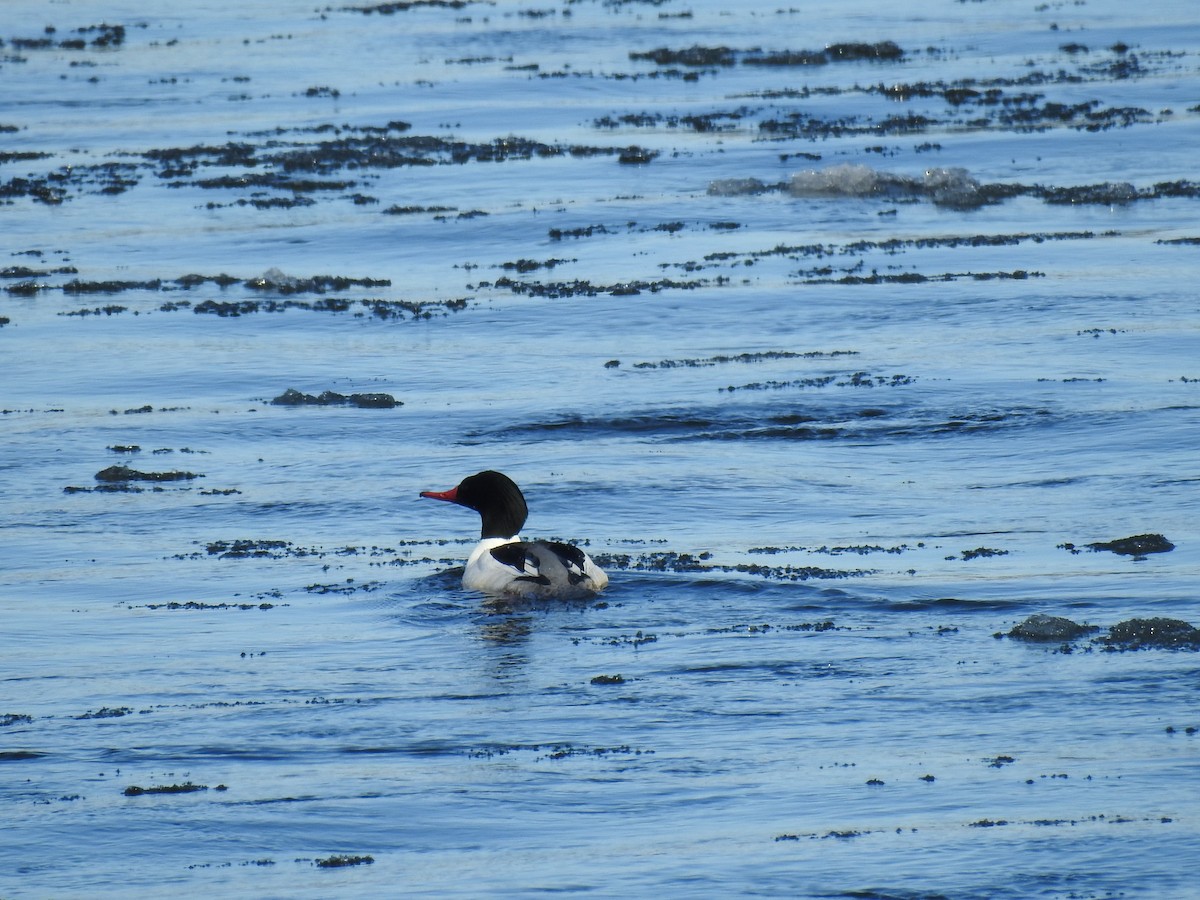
707,177 -> 773,196
923,167 -> 985,208
788,163 -> 886,197
248,267 -> 300,290
711,164 -> 989,207
785,163 -> 987,208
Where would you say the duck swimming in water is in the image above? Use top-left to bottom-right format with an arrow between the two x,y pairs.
420,470 -> 608,599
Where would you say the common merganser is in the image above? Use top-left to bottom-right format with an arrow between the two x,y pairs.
420,470 -> 609,599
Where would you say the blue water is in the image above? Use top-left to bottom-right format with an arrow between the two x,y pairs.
3,0 -> 1200,896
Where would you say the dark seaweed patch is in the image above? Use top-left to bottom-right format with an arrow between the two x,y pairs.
775,830 -> 877,842
548,224 -> 615,240
544,744 -> 648,760
1001,615 -> 1200,652
315,855 -> 374,868
174,273 -> 241,289
780,813 -> 1172,843
958,547 -> 1009,561
142,601 -> 278,611
94,465 -> 200,483
750,544 -> 916,556
722,372 -> 913,393
704,621 -> 841,635
6,270 -> 453,325
1101,618 -> 1200,651
6,120 -> 652,206
192,173 -> 354,192
617,147 -> 658,164
204,539 -> 294,559
1006,615 -> 1099,643
304,580 -> 384,595
629,41 -> 903,70
75,706 -> 134,719
630,350 -> 857,369
124,782 -> 208,797
0,265 -> 77,278
112,405 -> 186,415
266,132 -> 639,173
383,204 -> 457,215
468,742 -> 654,760
630,46 -> 737,68
1084,533 -> 1174,557
187,539 -> 417,562
596,110 -> 755,133
498,258 -> 574,273
7,23 -> 127,53
192,297 -> 334,316
799,270 -> 1043,286
676,231 -> 1103,277
271,388 -> 400,409
244,272 -> 389,293
595,551 -> 869,581
480,275 -> 709,299
62,278 -> 162,293
180,296 -> 462,320
343,1 -> 470,12
60,305 -> 128,317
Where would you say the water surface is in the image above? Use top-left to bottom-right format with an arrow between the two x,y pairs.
3,0 -> 1199,896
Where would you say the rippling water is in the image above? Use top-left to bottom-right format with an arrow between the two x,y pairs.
3,0 -> 1200,896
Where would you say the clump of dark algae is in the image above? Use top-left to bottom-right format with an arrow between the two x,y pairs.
1080,533 -> 1174,558
94,465 -> 201,483
1006,614 -> 1099,643
75,706 -> 133,719
271,387 -> 400,409
65,464 -> 204,494
204,539 -> 292,559
315,855 -> 374,868
1100,618 -> 1200,651
123,782 -> 210,797
629,41 -> 904,70
1002,615 -> 1200,651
